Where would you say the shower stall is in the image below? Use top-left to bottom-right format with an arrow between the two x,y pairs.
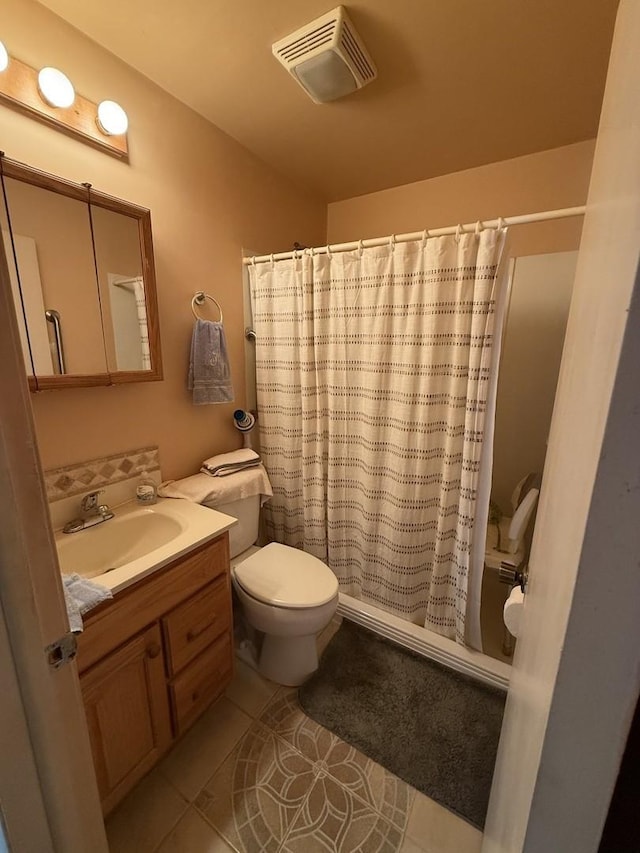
242,221 -> 578,691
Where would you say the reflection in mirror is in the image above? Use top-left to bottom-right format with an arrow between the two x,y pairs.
90,205 -> 151,372
1,177 -> 106,377
0,190 -> 39,376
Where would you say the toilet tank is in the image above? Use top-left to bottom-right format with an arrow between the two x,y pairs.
203,494 -> 260,558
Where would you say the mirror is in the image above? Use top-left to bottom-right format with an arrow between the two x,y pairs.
1,177 -> 107,379
90,205 -> 150,373
0,157 -> 162,390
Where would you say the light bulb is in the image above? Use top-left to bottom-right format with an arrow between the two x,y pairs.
38,67 -> 75,108
96,100 -> 128,136
0,41 -> 8,73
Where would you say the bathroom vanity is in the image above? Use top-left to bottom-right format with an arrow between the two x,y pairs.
75,532 -> 232,815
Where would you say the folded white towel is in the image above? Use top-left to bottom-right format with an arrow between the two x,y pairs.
202,448 -> 260,472
63,574 -> 113,633
159,463 -> 272,506
201,458 -> 261,477
202,448 -> 262,477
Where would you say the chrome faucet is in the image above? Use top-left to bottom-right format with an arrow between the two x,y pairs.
63,489 -> 115,534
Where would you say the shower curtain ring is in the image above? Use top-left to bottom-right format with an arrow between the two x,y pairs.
475,220 -> 483,236
269,253 -> 275,267
497,216 -> 506,231
326,243 -> 332,257
389,234 -> 396,248
421,228 -> 429,248
357,239 -> 364,257
455,224 -> 463,242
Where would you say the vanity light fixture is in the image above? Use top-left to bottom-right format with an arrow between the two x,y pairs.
97,100 -> 128,136
37,66 -> 75,108
0,44 -> 128,158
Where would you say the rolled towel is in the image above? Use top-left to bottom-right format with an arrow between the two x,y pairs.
202,448 -> 261,477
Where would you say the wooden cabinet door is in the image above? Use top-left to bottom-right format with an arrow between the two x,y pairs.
80,624 -> 172,815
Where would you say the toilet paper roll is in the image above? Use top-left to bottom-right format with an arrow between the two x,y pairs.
503,586 -> 525,638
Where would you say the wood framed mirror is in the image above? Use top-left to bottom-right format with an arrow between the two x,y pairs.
0,156 -> 162,390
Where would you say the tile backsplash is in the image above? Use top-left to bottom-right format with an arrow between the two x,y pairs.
44,446 -> 161,503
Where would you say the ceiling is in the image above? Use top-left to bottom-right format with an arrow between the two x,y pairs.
38,0 -> 619,201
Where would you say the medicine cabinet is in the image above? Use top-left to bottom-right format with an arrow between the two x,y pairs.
0,156 -> 162,390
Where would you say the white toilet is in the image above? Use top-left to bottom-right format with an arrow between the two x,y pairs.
202,493 -> 339,686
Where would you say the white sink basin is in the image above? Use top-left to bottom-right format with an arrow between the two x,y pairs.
55,498 -> 237,593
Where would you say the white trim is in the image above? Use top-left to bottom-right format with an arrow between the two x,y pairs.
242,206 -> 586,265
338,593 -> 511,692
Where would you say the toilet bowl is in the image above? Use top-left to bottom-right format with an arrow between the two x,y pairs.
201,491 -> 339,686
231,542 -> 338,686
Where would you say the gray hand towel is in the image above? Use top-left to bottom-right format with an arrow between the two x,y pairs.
188,318 -> 234,405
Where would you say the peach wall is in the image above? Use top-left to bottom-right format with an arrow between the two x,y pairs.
2,0 -> 326,480
327,141 -> 595,255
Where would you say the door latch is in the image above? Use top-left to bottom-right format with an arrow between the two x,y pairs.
45,632 -> 78,669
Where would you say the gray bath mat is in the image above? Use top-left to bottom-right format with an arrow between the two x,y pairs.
298,620 -> 505,829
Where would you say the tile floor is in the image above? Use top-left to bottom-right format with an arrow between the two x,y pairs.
106,620 -> 483,853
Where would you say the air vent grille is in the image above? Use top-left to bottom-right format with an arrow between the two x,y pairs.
272,6 -> 377,102
340,20 -> 375,82
275,20 -> 337,64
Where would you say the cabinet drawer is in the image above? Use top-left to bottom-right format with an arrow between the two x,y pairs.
169,634 -> 232,735
162,577 -> 230,675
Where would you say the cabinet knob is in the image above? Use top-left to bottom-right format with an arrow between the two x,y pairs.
186,620 -> 213,642
146,642 -> 162,659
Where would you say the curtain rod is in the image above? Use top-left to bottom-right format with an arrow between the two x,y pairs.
242,205 -> 586,265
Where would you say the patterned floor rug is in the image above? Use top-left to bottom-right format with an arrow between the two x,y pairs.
299,620 -> 506,829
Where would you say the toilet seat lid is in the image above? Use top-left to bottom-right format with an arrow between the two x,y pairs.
233,542 -> 338,608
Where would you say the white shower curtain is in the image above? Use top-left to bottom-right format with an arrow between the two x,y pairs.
249,229 -> 508,646
132,276 -> 151,370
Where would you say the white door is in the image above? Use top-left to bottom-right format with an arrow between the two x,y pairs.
0,197 -> 108,849
484,1 -> 640,850
0,602 -> 54,851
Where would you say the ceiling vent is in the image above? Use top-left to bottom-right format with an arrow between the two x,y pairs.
272,6 -> 377,104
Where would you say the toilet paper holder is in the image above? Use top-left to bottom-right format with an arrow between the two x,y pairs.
499,560 -> 528,593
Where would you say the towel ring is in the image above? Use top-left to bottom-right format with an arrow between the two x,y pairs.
192,291 -> 223,323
